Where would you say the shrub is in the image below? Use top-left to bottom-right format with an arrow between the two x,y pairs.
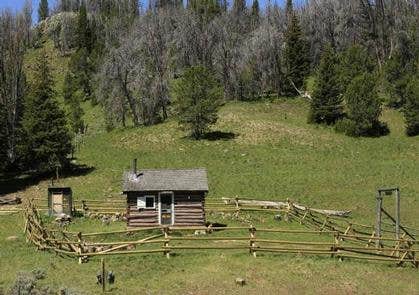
9,272 -> 36,295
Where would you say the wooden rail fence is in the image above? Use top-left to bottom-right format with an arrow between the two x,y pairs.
22,199 -> 419,268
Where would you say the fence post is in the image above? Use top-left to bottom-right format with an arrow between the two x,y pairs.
82,200 -> 87,215
333,232 -> 342,261
163,227 -> 170,259
249,225 -> 256,258
234,197 -> 240,217
77,232 -> 83,264
101,258 -> 106,293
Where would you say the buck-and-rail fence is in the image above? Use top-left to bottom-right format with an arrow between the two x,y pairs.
21,198 -> 419,268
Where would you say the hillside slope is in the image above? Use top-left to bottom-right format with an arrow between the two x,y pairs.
0,43 -> 418,294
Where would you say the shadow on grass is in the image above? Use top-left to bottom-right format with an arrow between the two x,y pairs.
203,131 -> 237,141
0,164 -> 95,196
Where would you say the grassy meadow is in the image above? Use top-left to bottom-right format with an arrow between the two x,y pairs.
0,43 -> 419,294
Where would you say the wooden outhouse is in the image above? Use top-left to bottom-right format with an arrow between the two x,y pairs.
122,160 -> 208,227
48,187 -> 73,217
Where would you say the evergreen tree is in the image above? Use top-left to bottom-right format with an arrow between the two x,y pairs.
68,48 -> 93,101
233,0 -> 246,16
339,45 -> 375,95
286,0 -> 293,18
19,50 -> 72,172
38,0 -> 49,22
403,75 -> 419,136
63,71 -> 75,103
77,1 -> 92,53
340,73 -> 388,137
250,0 -> 259,28
188,0 -> 222,19
63,71 -> 85,133
68,96 -> 85,134
384,33 -> 417,108
283,8 -> 310,96
171,66 -> 223,139
308,45 -> 343,125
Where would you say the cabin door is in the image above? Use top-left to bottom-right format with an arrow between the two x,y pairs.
159,193 -> 174,225
52,193 -> 64,215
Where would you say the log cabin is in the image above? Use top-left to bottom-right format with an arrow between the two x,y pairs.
122,160 -> 208,227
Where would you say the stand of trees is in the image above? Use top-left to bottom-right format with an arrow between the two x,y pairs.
1,0 -> 418,175
0,7 -> 72,174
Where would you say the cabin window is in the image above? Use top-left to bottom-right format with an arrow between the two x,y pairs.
137,195 -> 155,209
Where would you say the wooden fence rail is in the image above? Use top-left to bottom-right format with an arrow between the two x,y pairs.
22,198 -> 419,268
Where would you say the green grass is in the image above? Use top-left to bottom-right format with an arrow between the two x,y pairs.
1,43 -> 419,294
1,98 -> 419,294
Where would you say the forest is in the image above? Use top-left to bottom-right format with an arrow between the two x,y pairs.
0,0 -> 418,174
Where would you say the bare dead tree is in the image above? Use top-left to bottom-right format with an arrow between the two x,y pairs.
0,10 -> 27,165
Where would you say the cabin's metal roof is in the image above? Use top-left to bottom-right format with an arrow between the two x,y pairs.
122,168 -> 208,192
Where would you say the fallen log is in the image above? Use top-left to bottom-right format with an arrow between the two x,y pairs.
0,196 -> 22,205
221,198 -> 351,217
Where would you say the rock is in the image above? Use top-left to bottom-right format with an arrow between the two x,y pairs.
102,216 -> 110,225
235,278 -> 246,286
126,244 -> 136,250
194,230 -> 206,236
6,236 -> 18,241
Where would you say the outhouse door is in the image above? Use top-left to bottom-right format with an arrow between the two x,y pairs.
159,193 -> 174,225
52,193 -> 64,215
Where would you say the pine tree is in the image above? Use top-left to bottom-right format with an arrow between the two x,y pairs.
63,71 -> 85,133
403,75 -> 419,136
77,1 -> 92,53
250,0 -> 259,28
19,50 -> 72,172
68,96 -> 85,134
171,66 -> 223,139
341,73 -> 388,137
339,45 -> 375,95
233,0 -> 246,16
283,7 -> 310,96
286,0 -> 293,18
38,0 -> 49,22
384,33 -> 417,108
69,48 -> 93,101
188,0 -> 222,20
308,45 -> 343,125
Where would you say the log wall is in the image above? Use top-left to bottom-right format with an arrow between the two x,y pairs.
174,194 -> 205,226
126,191 -> 206,227
127,192 -> 159,227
